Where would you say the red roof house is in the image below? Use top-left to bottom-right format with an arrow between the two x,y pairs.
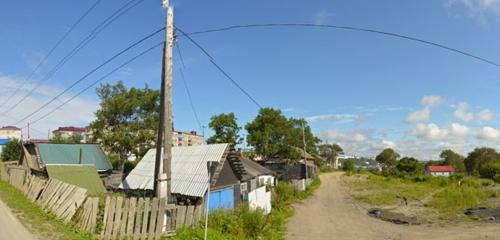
427,165 -> 454,176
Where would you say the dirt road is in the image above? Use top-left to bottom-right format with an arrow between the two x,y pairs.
286,172 -> 500,240
0,199 -> 37,240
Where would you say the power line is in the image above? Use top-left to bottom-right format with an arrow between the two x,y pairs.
178,23 -> 500,70
174,26 -> 263,109
0,0 -> 103,111
13,27 -> 165,126
25,42 -> 164,127
3,0 -> 145,115
175,42 -> 202,130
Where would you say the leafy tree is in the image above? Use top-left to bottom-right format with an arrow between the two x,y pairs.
396,157 -> 420,175
1,139 -> 22,161
206,113 -> 242,145
245,108 -> 319,161
464,147 -> 499,175
89,81 -> 160,171
375,148 -> 400,169
50,132 -> 83,144
439,149 -> 465,172
342,159 -> 355,172
318,143 -> 343,166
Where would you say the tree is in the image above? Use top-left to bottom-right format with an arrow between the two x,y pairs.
206,113 -> 242,145
50,132 -> 83,144
88,81 -> 160,171
342,159 -> 355,172
375,148 -> 400,169
396,157 -> 421,175
318,143 -> 343,167
1,139 -> 22,161
245,108 -> 319,161
464,147 -> 499,175
439,149 -> 465,172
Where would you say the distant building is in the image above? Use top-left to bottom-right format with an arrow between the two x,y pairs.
0,138 -> 9,155
52,126 -> 87,142
427,165 -> 454,177
172,130 -> 203,146
0,126 -> 22,140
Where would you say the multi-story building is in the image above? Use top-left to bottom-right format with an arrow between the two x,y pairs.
172,130 -> 203,146
52,126 -> 87,142
0,126 -> 22,140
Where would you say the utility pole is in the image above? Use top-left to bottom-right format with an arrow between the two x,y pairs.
27,122 -> 30,140
302,123 -> 308,180
154,0 -> 174,200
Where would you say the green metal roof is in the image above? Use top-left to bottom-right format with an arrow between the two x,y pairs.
35,143 -> 112,171
46,165 -> 106,195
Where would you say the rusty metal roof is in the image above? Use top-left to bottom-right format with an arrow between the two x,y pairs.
120,143 -> 229,197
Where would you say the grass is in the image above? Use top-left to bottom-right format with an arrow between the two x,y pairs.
343,172 -> 500,222
167,178 -> 321,240
0,179 -> 94,240
46,165 -> 106,196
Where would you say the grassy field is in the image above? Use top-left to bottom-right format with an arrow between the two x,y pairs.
343,172 -> 500,222
0,179 -> 94,240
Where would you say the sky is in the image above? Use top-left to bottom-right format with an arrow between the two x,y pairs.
1,0 -> 500,160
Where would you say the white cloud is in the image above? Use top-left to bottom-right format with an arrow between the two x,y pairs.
318,129 -> 369,143
444,0 -> 500,23
412,122 -> 471,140
421,95 -> 445,107
306,113 -> 363,123
314,9 -> 333,25
281,107 -> 295,113
406,107 -> 430,123
454,102 -> 474,122
0,74 -> 98,139
479,109 -> 493,122
478,126 -> 500,141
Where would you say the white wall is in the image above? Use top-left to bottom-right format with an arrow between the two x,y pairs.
247,175 -> 275,214
430,171 -> 451,177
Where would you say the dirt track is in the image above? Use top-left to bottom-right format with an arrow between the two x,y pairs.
0,199 -> 37,240
285,172 -> 500,240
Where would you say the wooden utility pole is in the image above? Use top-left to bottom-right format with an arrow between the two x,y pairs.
302,123 -> 308,180
155,0 -> 174,200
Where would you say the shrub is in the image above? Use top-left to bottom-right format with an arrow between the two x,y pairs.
342,159 -> 355,172
479,161 -> 500,180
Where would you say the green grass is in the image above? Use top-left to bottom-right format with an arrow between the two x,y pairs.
167,178 -> 321,240
344,172 -> 500,221
46,165 -> 106,196
0,180 -> 94,240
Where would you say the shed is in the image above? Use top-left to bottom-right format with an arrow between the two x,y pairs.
46,165 -> 106,195
19,143 -> 113,173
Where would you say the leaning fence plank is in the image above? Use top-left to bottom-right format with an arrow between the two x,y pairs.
45,181 -> 68,210
37,179 -> 57,206
53,185 -> 77,217
101,197 -> 111,238
89,198 -> 98,234
134,198 -> 144,240
104,197 -> 117,240
119,198 -> 130,236
127,197 -> 137,236
140,198 -> 151,240
61,188 -> 87,223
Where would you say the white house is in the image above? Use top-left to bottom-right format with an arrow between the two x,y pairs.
239,158 -> 276,214
427,165 -> 454,177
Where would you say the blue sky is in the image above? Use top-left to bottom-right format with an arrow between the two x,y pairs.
1,0 -> 500,159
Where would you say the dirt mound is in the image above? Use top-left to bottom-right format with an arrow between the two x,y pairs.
368,208 -> 421,225
465,207 -> 500,221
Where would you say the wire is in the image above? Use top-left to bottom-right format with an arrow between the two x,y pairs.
174,26 -> 263,109
178,23 -> 500,70
175,42 -> 202,130
0,0 -> 102,110
12,27 -> 165,126
25,42 -> 164,127
3,0 -> 145,115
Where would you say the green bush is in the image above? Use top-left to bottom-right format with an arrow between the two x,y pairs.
479,161 -> 500,180
342,159 -> 355,172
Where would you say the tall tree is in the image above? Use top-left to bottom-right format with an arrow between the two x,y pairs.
375,148 -> 400,169
50,132 -> 83,144
1,139 -> 22,161
245,108 -> 319,161
206,113 -> 242,145
465,147 -> 499,175
439,149 -> 465,172
396,157 -> 422,175
318,143 -> 344,166
88,81 -> 160,171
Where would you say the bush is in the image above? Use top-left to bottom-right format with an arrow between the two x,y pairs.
342,159 -> 355,172
479,161 -> 500,180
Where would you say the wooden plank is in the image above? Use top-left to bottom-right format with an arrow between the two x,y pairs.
37,178 -> 55,206
47,182 -> 72,213
175,206 -> 186,229
111,197 -> 124,240
155,198 -> 166,239
140,198 -> 150,240
147,198 -> 159,239
101,197 -> 111,238
127,197 -> 137,236
119,198 -> 130,236
134,198 -> 144,240
44,180 -> 67,210
53,185 -> 77,217
89,197 -> 98,234
187,205 -> 195,227
60,188 -> 87,223
104,197 -> 117,240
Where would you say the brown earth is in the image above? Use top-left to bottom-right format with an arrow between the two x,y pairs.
285,172 -> 500,240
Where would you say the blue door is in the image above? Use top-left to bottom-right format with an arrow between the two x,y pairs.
208,187 -> 234,211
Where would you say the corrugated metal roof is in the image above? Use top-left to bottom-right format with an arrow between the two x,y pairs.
120,143 -> 229,197
35,143 -> 112,171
